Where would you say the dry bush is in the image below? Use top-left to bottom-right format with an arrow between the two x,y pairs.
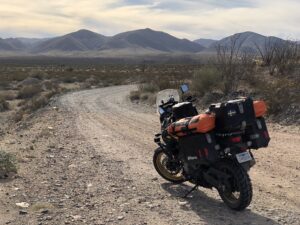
60,75 -> 77,83
42,80 -> 60,91
191,66 -> 222,96
0,150 -> 17,178
18,84 -> 42,99
31,202 -> 54,212
256,39 -> 300,76
85,76 -> 99,86
12,110 -> 25,122
13,87 -> 61,122
273,41 -> 299,75
0,96 -> 9,112
142,93 -> 156,105
26,96 -> 48,112
0,90 -> 17,100
138,83 -> 158,93
255,77 -> 299,115
154,78 -> 174,91
129,90 -> 141,101
215,34 -> 256,94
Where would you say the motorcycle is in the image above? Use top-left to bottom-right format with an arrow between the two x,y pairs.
153,84 -> 270,210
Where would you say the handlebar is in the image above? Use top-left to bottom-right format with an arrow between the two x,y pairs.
183,95 -> 197,103
160,97 -> 177,108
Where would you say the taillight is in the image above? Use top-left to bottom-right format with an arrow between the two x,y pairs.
231,136 -> 241,143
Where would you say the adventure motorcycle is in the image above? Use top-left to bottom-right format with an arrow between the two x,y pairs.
153,84 -> 270,210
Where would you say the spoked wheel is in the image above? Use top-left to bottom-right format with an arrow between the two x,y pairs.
153,148 -> 185,183
217,161 -> 252,210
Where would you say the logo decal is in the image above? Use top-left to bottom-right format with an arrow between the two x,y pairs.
187,156 -> 198,161
228,110 -> 237,117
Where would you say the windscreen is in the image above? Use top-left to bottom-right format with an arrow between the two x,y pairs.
156,89 -> 180,111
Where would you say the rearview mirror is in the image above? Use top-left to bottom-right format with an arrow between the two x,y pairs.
180,84 -> 189,93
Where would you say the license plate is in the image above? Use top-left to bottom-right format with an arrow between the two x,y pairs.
236,152 -> 252,163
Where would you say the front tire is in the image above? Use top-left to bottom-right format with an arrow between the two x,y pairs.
217,161 -> 252,210
153,148 -> 185,183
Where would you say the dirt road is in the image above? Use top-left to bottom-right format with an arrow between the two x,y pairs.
1,85 -> 299,225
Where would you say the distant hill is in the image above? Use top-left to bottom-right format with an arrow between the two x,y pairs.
0,29 -> 293,56
208,31 -> 285,52
194,38 -> 217,48
0,38 -> 27,51
32,29 -> 108,52
100,28 -> 205,53
0,29 -> 205,54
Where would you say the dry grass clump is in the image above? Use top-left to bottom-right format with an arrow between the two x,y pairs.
140,92 -> 156,105
255,77 -> 300,116
191,66 -> 222,96
129,90 -> 156,105
0,150 -> 17,178
0,96 -> 9,112
13,90 -> 60,122
130,74 -> 180,104
129,91 -> 141,101
17,84 -> 42,99
30,202 -> 55,212
0,90 -> 17,100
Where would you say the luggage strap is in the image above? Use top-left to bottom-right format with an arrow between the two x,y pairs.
182,117 -> 192,131
173,117 -> 195,134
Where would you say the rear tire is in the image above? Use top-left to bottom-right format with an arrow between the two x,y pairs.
153,148 -> 185,184
217,161 -> 252,210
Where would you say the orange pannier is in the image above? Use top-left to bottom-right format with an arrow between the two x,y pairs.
253,100 -> 267,117
167,113 -> 215,137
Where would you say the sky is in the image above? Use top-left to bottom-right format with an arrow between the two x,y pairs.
0,0 -> 299,40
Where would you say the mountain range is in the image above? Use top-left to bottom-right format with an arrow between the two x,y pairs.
0,28 -> 291,56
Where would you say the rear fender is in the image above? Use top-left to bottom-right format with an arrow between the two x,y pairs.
233,150 -> 256,171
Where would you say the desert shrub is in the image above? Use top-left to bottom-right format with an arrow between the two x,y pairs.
85,76 -> 99,86
43,80 -> 60,91
0,91 -> 17,100
144,93 -> 156,105
66,67 -> 74,72
140,93 -> 149,101
138,83 -> 158,93
60,75 -> 76,83
215,34 -> 256,94
154,77 -> 173,91
31,202 -> 54,212
22,94 -> 53,113
12,110 -> 25,122
14,89 -> 60,121
0,96 -> 9,112
129,90 -> 141,101
0,81 -> 11,90
18,84 -> 42,99
191,67 -> 222,96
255,77 -> 299,115
0,150 -> 17,178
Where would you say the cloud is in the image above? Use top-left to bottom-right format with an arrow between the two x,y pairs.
0,0 -> 299,40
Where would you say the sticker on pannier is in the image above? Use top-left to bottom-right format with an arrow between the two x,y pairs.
167,113 -> 215,137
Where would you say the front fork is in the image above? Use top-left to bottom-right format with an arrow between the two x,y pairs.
154,133 -> 173,158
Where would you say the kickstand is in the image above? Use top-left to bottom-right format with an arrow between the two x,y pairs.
182,184 -> 199,198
